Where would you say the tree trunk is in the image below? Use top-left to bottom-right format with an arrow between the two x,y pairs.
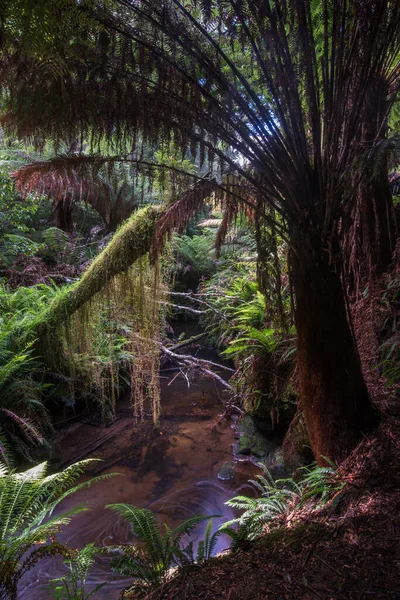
291,242 -> 377,464
345,76 -> 397,293
12,206 -> 163,348
53,199 -> 74,232
354,155 -> 396,280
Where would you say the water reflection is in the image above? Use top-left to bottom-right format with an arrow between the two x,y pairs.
19,347 -> 260,599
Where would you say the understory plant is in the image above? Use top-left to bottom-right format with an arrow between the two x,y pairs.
49,543 -> 107,600
0,459 -> 110,600
201,266 -> 296,419
0,218 -> 168,461
106,504 -> 219,590
221,462 -> 344,546
379,273 -> 400,392
0,345 -> 50,463
0,284 -> 64,461
172,229 -> 217,282
0,169 -> 40,268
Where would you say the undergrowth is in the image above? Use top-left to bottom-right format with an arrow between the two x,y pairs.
106,505 -> 221,591
221,461 -> 344,546
0,458 -> 113,600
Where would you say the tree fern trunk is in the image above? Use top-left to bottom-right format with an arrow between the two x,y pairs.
53,198 -> 74,232
291,241 -> 377,463
345,76 -> 397,292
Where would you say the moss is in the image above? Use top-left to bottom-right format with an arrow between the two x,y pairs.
217,461 -> 235,480
238,434 -> 252,455
239,415 -> 256,436
237,415 -> 276,459
33,206 -> 164,339
3,205 -> 163,355
4,206 -> 168,429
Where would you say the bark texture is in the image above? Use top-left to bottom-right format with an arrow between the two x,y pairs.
291,242 -> 377,463
345,77 -> 397,292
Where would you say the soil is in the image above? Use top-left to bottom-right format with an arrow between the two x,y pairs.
127,419 -> 400,600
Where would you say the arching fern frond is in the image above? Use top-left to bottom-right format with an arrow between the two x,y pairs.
0,458 -> 113,600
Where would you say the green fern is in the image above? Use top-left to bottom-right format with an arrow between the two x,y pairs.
0,234 -> 42,266
0,342 -> 50,463
173,231 -> 216,279
220,463 -> 343,545
223,327 -> 276,359
298,460 -> 342,505
0,459 -> 113,600
179,518 -> 222,565
0,285 -> 59,460
106,504 -> 218,588
41,227 -> 69,261
49,543 -> 107,600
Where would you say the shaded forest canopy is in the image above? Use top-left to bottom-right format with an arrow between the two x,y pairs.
0,1 -> 399,599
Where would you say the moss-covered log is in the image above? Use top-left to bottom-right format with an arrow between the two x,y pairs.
11,178 -> 216,352
21,206 -> 164,344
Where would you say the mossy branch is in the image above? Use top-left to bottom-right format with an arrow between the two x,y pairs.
19,206 -> 164,345
12,177 -> 214,351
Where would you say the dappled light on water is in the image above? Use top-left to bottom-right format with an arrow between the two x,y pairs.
20,342 -> 259,599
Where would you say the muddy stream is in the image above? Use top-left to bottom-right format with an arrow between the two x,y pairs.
20,327 -> 261,599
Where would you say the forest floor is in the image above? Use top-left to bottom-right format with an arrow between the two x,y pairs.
126,418 -> 400,599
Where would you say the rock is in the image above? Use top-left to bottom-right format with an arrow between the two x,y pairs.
236,415 -> 277,461
238,415 -> 256,437
251,431 -> 275,458
282,410 -> 313,468
263,449 -> 288,478
217,461 -> 235,480
238,434 -> 252,455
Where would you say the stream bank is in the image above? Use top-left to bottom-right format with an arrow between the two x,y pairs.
19,323 -> 269,599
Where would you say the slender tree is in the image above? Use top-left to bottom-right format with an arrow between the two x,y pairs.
2,1 -> 400,462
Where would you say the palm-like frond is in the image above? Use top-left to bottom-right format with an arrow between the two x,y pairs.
0,459 -> 111,600
3,0 -> 399,231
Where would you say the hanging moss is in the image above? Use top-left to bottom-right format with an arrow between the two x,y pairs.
7,183 -> 212,426
39,255 -> 167,426
32,205 -> 163,339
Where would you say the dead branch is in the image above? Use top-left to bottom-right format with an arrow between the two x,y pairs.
166,290 -> 230,321
132,332 -> 234,392
159,301 -> 206,315
168,332 -> 207,352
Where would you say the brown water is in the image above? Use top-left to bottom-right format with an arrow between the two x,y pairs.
19,342 -> 260,599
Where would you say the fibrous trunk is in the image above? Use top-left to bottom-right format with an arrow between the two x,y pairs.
345,76 -> 397,293
291,240 -> 377,463
54,198 -> 74,232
